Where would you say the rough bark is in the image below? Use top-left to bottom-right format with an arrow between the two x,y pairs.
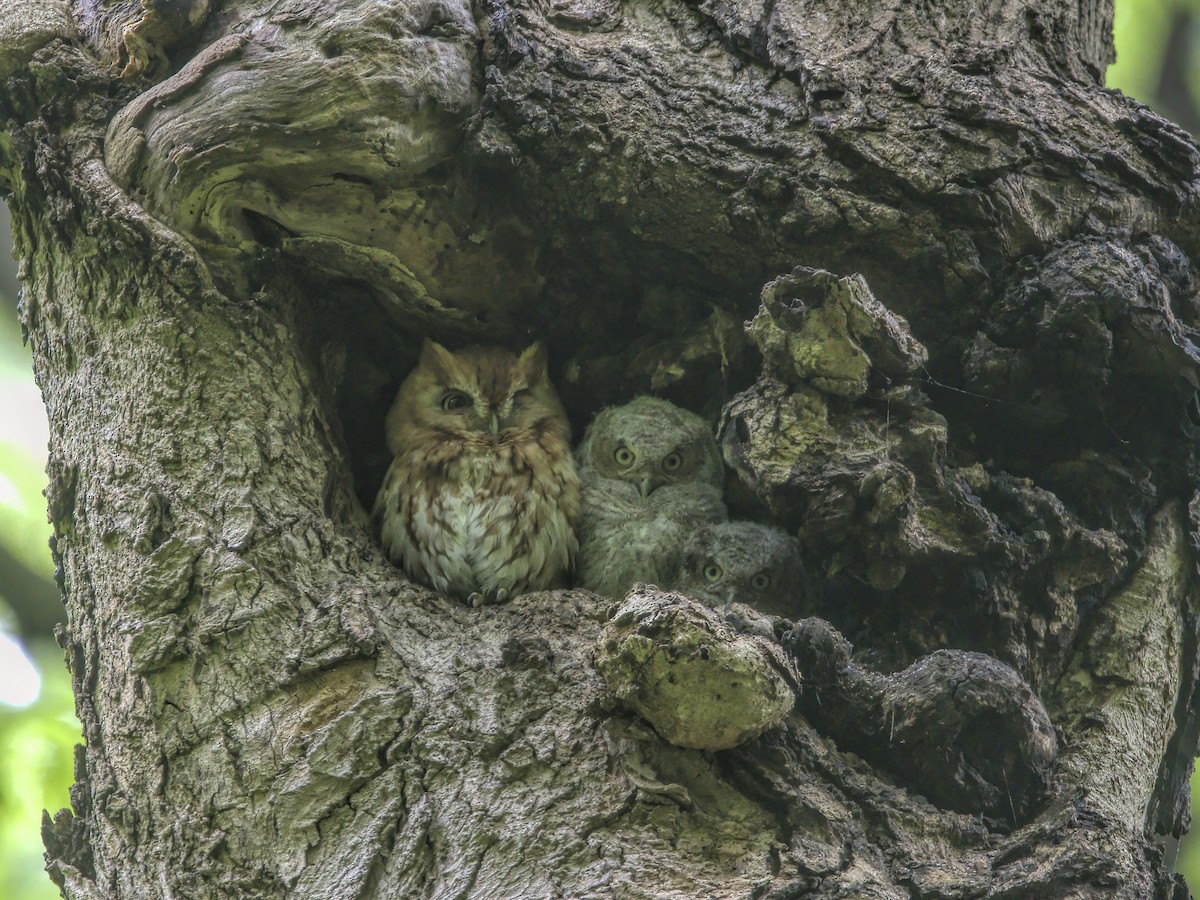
3,0 -> 1199,897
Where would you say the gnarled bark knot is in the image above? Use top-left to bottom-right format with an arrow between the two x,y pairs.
595,587 -> 799,751
596,587 -> 1057,824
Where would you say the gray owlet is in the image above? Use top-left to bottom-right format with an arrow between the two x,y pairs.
373,339 -> 581,604
575,396 -> 727,598
673,521 -> 806,618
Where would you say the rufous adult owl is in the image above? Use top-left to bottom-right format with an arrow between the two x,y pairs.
672,521 -> 806,618
574,396 -> 727,598
373,339 -> 581,604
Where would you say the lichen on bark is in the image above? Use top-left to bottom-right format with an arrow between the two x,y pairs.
595,588 -> 797,751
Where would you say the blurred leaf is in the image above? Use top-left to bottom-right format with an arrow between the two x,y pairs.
0,639 -> 78,900
0,439 -> 53,579
0,304 -> 52,580
1109,0 -> 1174,100
0,179 -> 68,900
1182,770 -> 1200,888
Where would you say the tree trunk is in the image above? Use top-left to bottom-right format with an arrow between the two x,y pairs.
3,0 -> 1199,896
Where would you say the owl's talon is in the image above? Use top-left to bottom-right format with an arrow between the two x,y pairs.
469,587 -> 511,607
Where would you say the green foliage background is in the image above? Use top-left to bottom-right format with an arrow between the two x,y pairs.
0,2 -> 1195,895
0,260 -> 74,900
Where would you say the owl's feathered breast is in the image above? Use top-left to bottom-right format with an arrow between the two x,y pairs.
377,424 -> 581,598
575,473 -> 726,597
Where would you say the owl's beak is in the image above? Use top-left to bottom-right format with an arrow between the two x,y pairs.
490,413 -> 500,434
639,477 -> 652,499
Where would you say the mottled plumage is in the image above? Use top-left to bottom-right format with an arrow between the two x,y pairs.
374,339 -> 581,603
575,396 -> 727,598
674,521 -> 805,618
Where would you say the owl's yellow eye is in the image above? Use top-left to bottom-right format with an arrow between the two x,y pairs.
703,562 -> 723,582
751,572 -> 771,591
441,391 -> 472,411
662,452 -> 683,472
614,446 -> 635,467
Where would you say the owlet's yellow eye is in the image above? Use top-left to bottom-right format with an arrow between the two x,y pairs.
751,572 -> 770,590
614,446 -> 635,467
703,562 -> 723,582
662,452 -> 683,472
441,391 -> 472,411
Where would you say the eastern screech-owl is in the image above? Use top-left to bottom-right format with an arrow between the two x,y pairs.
575,396 -> 727,598
673,521 -> 806,618
373,339 -> 581,604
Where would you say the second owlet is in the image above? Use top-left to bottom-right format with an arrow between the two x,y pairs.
374,339 -> 581,604
575,396 -> 727,598
673,521 -> 806,618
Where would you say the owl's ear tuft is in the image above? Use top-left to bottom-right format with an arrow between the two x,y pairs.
518,341 -> 549,380
420,339 -> 459,376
